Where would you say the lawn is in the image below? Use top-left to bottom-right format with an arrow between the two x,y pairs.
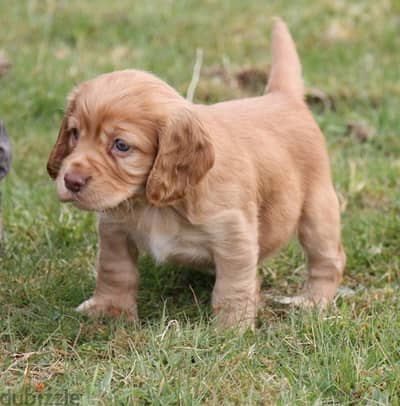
0,0 -> 399,404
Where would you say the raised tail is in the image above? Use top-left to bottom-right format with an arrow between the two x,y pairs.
265,18 -> 304,100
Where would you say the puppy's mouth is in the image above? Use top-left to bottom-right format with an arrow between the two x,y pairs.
56,178 -> 134,212
57,187 -> 96,211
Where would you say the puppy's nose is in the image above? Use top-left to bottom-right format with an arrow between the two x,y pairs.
64,172 -> 89,193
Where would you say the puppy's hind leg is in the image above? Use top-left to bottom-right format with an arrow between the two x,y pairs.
294,185 -> 346,307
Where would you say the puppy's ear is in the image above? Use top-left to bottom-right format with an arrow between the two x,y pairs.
47,90 -> 78,179
47,113 -> 70,179
146,108 -> 214,206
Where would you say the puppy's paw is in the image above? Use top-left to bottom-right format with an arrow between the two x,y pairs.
76,296 -> 138,321
212,303 -> 256,332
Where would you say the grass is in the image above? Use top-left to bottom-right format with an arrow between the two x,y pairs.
0,0 -> 399,404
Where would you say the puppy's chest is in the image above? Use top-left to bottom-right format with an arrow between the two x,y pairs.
130,207 -> 212,266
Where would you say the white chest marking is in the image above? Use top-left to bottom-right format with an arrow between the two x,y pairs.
131,206 -> 212,265
149,232 -> 179,263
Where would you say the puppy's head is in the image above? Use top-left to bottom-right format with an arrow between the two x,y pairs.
47,70 -> 214,211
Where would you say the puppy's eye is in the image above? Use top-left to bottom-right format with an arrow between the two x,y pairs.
70,128 -> 79,141
113,138 -> 130,152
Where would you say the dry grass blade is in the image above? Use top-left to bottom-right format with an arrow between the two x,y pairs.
186,48 -> 204,102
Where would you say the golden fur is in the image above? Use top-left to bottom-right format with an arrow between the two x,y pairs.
47,19 -> 345,329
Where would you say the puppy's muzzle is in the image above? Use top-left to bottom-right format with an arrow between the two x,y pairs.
64,172 -> 90,193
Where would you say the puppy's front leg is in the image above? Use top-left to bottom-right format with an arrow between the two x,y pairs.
211,214 -> 259,331
77,219 -> 139,321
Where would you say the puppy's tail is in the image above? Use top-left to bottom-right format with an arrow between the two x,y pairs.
265,18 -> 304,100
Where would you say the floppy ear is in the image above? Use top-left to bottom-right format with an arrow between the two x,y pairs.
47,111 -> 71,179
47,90 -> 78,179
146,108 -> 215,206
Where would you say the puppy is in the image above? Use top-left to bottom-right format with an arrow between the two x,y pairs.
47,19 -> 345,329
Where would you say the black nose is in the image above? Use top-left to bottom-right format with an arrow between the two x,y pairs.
64,172 -> 89,193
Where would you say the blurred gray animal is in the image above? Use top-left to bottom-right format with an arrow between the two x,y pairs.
0,121 -> 12,179
0,120 -> 11,254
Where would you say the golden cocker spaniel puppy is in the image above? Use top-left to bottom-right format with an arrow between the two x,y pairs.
47,19 -> 345,330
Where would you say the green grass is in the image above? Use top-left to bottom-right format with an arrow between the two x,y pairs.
1,0 -> 399,404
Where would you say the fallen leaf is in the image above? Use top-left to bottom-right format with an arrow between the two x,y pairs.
35,382 -> 45,392
0,50 -> 11,77
235,67 -> 268,93
346,121 -> 374,142
306,87 -> 334,111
